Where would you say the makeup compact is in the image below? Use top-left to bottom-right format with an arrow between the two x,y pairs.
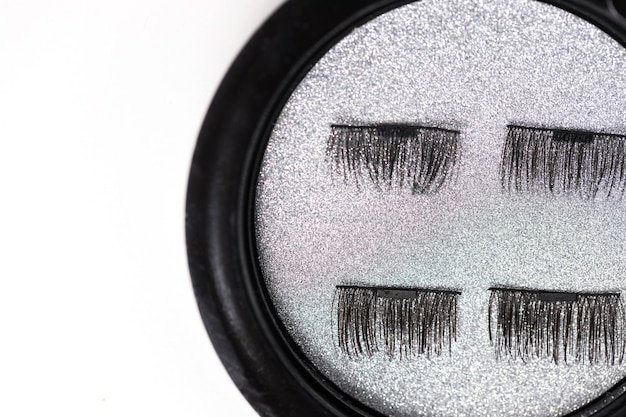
186,0 -> 626,415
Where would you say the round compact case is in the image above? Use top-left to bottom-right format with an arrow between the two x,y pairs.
186,0 -> 626,416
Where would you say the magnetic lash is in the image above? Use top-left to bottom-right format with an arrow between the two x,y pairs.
334,285 -> 459,358
500,125 -> 626,200
327,124 -> 460,194
488,288 -> 626,365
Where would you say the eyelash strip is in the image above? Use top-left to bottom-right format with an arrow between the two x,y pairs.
334,285 -> 460,358
488,288 -> 626,365
500,125 -> 626,199
327,124 -> 461,194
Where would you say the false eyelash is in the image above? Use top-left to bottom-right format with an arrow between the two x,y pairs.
333,285 -> 459,358
488,288 -> 626,365
500,125 -> 626,200
326,124 -> 461,194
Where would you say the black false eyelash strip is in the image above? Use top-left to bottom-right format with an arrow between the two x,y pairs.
500,125 -> 626,199
334,285 -> 459,358
488,288 -> 626,365
327,124 -> 461,194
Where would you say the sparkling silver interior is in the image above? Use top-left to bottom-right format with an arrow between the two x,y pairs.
255,0 -> 626,415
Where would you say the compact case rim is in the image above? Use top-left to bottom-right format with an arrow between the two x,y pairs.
186,1 -> 626,416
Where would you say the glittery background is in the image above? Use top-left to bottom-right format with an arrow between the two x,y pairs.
254,0 -> 626,415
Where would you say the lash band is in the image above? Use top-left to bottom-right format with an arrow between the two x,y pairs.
507,124 -> 625,140
336,284 -> 461,296
330,124 -> 461,135
489,287 -> 620,300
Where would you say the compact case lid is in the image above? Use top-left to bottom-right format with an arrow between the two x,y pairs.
186,1 -> 626,416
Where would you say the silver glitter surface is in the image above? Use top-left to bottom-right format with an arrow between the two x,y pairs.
254,0 -> 626,415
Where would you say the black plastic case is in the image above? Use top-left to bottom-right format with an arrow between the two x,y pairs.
186,1 -> 626,415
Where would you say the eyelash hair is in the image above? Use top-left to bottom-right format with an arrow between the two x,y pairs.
334,285 -> 459,358
500,125 -> 626,200
327,124 -> 461,194
488,288 -> 626,365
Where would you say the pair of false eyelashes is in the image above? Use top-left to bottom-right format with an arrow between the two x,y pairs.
326,124 -> 626,199
334,285 -> 626,365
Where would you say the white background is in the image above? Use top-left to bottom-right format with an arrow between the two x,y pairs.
0,0 -> 282,415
